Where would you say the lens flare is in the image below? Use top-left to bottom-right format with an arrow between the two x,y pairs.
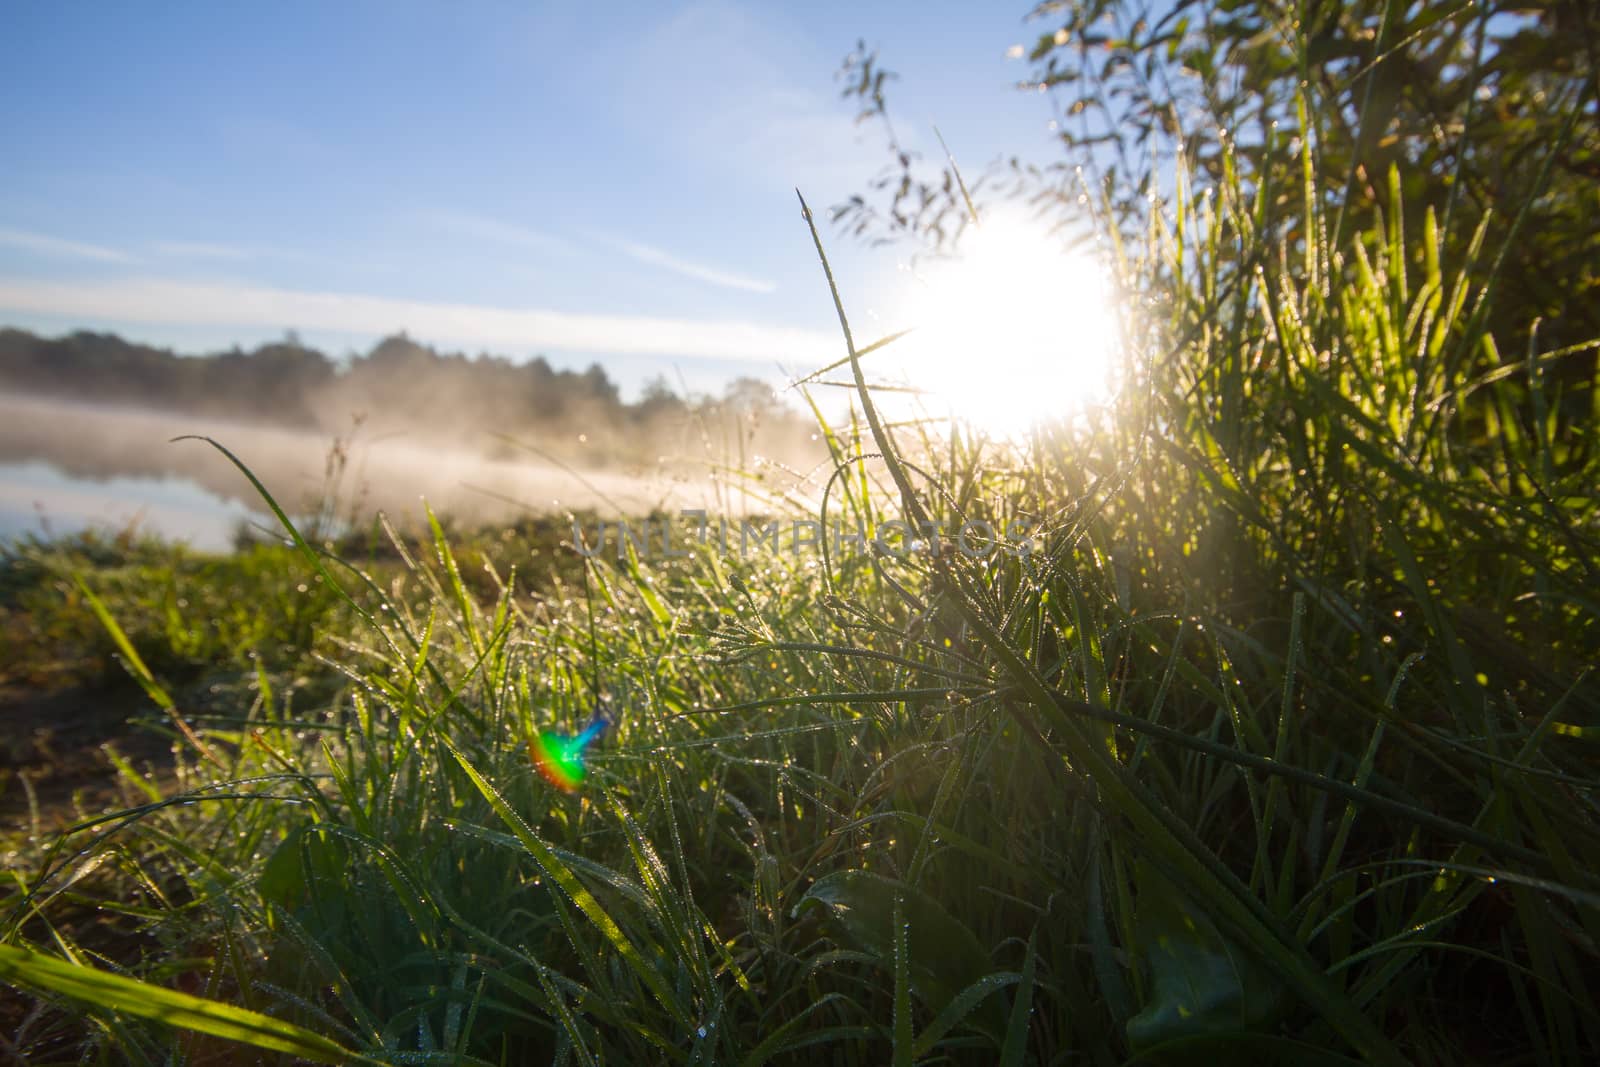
530,719 -> 606,792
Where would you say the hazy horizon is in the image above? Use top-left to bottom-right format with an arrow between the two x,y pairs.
1,2 -> 1062,398
0,391 -> 821,550
0,2 -> 1098,548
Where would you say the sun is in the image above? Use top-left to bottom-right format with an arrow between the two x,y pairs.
897,216 -> 1122,437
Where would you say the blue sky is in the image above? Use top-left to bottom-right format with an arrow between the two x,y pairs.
0,1 -> 1065,397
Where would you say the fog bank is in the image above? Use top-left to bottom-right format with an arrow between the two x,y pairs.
0,395 -> 806,543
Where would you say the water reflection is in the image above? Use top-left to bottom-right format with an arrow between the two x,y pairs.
0,459 -> 257,551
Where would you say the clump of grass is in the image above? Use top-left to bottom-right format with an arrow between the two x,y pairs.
3,92 -> 1598,1067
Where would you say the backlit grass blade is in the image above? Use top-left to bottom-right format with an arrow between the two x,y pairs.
71,574 -> 222,768
0,942 -> 367,1064
892,891 -> 913,1067
440,735 -> 689,1032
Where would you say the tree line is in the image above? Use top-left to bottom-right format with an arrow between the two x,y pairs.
0,327 -> 813,467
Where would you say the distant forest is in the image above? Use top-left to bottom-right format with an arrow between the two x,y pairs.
0,328 -> 814,466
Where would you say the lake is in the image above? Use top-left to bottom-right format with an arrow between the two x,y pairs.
0,458 -> 260,551
0,394 -> 763,551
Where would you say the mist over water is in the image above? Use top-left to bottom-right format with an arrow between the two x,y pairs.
0,393 -> 800,549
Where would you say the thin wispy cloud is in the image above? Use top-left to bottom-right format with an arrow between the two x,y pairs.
614,239 -> 776,294
152,241 -> 253,261
0,276 -> 830,364
0,228 -> 135,264
430,212 -> 577,255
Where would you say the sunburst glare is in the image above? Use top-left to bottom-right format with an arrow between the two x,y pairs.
898,216 -> 1122,437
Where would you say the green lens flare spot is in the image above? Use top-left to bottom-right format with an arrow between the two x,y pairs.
530,721 -> 605,792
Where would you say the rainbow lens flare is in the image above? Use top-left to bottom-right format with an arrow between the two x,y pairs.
530,720 -> 605,792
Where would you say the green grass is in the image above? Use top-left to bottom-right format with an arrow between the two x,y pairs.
2,128 -> 1597,1064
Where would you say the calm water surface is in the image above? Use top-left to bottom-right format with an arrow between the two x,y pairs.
0,459 -> 260,551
